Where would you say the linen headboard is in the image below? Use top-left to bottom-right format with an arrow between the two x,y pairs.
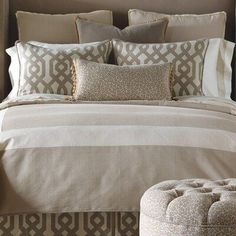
0,0 -> 235,100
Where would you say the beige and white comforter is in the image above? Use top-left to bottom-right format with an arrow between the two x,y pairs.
0,94 -> 236,215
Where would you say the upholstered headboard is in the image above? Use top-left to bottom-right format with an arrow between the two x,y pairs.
0,0 -> 235,100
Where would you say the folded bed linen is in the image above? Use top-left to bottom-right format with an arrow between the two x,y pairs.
0,95 -> 236,214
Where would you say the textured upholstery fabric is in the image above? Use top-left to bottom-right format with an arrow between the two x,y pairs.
76,18 -> 168,43
140,179 -> 236,236
72,59 -> 173,101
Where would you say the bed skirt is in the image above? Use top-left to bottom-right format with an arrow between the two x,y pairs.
0,212 -> 139,235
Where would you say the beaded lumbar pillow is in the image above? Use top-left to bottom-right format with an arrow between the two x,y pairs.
72,58 -> 174,101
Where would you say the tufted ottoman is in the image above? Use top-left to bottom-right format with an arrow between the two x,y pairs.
140,179 -> 236,236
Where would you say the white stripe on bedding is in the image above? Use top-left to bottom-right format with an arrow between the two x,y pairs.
1,126 -> 236,153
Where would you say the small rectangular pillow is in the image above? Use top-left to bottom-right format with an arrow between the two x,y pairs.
72,58 -> 173,101
16,10 -> 113,43
75,17 -> 168,44
128,9 -> 226,42
16,40 -> 111,96
112,39 -> 209,97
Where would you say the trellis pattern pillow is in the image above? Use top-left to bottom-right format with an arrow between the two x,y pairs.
112,39 -> 209,96
16,40 -> 111,96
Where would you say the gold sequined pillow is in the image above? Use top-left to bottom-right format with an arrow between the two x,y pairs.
72,58 -> 174,101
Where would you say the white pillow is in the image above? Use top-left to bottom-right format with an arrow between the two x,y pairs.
203,38 -> 235,99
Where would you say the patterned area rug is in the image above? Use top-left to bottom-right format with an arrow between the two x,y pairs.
0,212 -> 139,235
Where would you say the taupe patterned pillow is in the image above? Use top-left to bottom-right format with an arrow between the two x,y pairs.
72,58 -> 173,101
16,40 -> 111,96
112,39 -> 209,96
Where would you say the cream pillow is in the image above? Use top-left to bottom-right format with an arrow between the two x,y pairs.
16,10 -> 113,43
72,59 -> 173,101
128,9 -> 226,42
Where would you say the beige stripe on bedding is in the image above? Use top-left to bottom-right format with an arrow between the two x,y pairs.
0,146 -> 235,215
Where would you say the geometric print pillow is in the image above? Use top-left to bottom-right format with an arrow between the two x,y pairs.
112,39 -> 209,97
16,40 -> 111,96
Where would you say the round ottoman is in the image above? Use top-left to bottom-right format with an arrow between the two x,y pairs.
140,179 -> 236,236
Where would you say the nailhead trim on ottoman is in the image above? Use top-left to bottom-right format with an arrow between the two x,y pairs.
140,179 -> 236,236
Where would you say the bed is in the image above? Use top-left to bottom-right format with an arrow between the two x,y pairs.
0,0 -> 236,235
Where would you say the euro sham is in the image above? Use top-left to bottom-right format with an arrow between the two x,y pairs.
72,59 -> 173,101
16,10 -> 113,43
112,39 -> 209,97
16,41 -> 111,96
128,9 -> 226,42
75,18 -> 168,43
